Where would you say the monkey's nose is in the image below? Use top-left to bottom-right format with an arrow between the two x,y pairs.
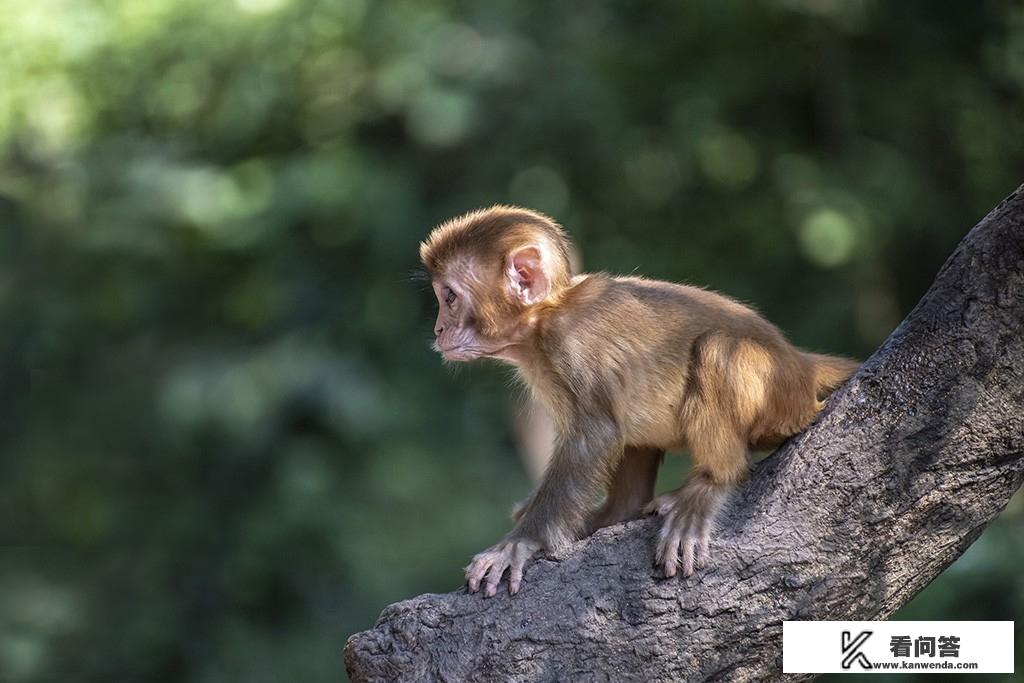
434,325 -> 444,337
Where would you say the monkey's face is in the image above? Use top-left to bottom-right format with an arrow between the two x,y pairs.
420,218 -> 562,364
430,279 -> 496,361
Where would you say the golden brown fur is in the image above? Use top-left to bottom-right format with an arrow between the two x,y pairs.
420,205 -> 858,594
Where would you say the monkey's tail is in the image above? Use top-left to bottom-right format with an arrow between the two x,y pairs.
805,352 -> 859,399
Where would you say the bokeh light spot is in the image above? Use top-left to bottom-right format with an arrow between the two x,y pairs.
426,22 -> 484,78
697,128 -> 758,189
235,0 -> 291,15
25,77 -> 87,156
406,88 -> 475,147
508,165 -> 569,216
624,147 -> 683,207
798,208 -> 857,267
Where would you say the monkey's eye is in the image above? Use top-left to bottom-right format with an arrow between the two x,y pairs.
445,288 -> 457,307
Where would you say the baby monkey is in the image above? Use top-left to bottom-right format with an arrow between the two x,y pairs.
420,206 -> 857,597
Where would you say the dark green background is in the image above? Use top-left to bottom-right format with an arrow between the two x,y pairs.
1,0 -> 1020,681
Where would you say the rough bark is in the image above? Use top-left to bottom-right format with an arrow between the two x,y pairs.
345,185 -> 1024,682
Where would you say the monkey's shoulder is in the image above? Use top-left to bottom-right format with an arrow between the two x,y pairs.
531,275 -> 621,346
535,274 -> 678,347
546,273 -> 642,322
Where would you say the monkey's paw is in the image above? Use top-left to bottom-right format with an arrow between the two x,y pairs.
464,537 -> 541,597
647,499 -> 711,578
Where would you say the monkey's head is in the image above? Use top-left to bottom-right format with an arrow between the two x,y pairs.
419,205 -> 574,362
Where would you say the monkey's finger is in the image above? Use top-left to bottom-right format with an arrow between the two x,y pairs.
681,534 -> 696,577
467,560 -> 492,592
694,519 -> 711,569
654,511 -> 674,565
661,543 -> 679,578
465,556 -> 494,593
483,556 -> 510,598
680,511 -> 702,576
508,558 -> 525,595
660,527 -> 683,578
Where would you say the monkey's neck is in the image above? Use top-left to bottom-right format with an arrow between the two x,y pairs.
485,290 -> 576,415
483,306 -> 547,366
485,340 -> 536,367
491,331 -> 570,424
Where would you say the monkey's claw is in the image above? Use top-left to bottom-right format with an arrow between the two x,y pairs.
464,537 -> 540,597
653,505 -> 711,578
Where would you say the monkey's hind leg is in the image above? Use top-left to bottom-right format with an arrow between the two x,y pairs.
646,335 -> 766,576
644,417 -> 748,578
585,446 -> 663,535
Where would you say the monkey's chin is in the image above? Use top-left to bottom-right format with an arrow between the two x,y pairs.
437,342 -> 518,363
437,346 -> 483,362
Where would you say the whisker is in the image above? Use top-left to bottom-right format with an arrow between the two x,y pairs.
407,267 -> 431,288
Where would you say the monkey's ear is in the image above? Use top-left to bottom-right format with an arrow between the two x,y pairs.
506,245 -> 550,305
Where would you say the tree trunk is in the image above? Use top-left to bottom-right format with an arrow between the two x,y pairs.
344,185 -> 1024,682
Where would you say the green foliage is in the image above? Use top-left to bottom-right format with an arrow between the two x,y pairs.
1,1 -> 1021,680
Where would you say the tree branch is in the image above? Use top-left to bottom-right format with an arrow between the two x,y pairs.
344,185 -> 1024,682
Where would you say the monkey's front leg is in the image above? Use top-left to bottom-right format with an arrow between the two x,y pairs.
465,417 -> 622,597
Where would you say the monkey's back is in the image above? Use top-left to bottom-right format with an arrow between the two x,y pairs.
536,273 -> 823,451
